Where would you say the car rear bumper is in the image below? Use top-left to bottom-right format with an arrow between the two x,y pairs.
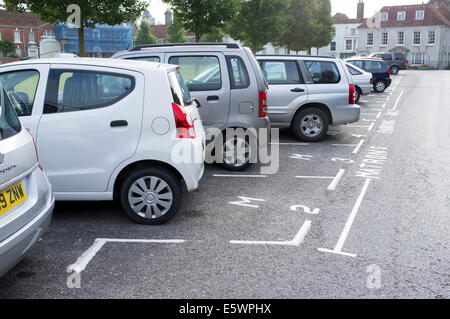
359,84 -> 373,95
0,195 -> 54,277
332,104 -> 361,125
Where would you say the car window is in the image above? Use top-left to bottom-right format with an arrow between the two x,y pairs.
382,54 -> 392,60
168,56 -> 221,91
349,60 -> 364,69
394,53 -> 404,60
259,60 -> 302,85
365,61 -> 384,71
0,70 -> 39,117
226,56 -> 250,89
43,69 -> 135,114
127,56 -> 160,63
304,61 -> 340,84
347,65 -> 363,76
0,88 -> 22,141
168,70 -> 191,106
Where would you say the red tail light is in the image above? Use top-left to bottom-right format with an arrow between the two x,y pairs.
349,84 -> 356,105
27,130 -> 43,171
370,78 -> 374,84
404,59 -> 407,66
387,69 -> 391,76
172,103 -> 196,139
259,91 -> 268,117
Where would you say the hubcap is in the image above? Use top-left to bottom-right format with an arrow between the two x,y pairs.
223,137 -> 250,167
301,114 -> 323,137
128,176 -> 173,219
376,82 -> 385,92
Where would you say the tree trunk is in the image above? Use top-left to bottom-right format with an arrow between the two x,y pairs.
195,33 -> 202,43
307,48 -> 312,55
77,27 -> 85,57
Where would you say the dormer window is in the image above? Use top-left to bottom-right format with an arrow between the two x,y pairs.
433,1 -> 439,8
415,10 -> 425,20
397,11 -> 406,21
381,12 -> 389,21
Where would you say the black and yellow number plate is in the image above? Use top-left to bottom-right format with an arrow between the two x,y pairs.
0,182 -> 27,216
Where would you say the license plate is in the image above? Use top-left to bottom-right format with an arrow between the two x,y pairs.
0,182 -> 27,216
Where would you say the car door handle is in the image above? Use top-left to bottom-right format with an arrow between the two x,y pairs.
291,88 -> 305,93
110,120 -> 128,127
207,96 -> 220,102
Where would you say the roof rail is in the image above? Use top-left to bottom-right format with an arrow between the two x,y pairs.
255,54 -> 336,59
129,43 -> 240,51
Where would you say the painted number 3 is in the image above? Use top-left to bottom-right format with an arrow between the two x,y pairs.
290,205 -> 320,215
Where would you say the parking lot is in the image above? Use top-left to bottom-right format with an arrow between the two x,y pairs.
0,70 -> 448,299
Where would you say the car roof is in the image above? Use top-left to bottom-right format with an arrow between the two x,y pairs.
346,57 -> 384,61
256,54 -> 337,60
114,43 -> 246,56
0,57 -> 178,72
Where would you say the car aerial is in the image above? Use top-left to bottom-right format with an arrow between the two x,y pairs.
345,62 -> 373,103
256,55 -> 360,142
0,83 -> 54,277
369,52 -> 407,75
112,43 -> 270,171
0,58 -> 205,225
346,57 -> 392,93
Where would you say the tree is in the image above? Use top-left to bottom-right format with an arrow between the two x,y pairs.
163,0 -> 239,42
274,0 -> 317,53
311,0 -> 334,52
135,21 -> 158,45
227,0 -> 290,53
4,0 -> 148,57
0,40 -> 15,56
166,18 -> 187,43
202,27 -> 224,43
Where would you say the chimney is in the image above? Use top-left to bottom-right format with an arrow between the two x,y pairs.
165,9 -> 173,25
357,0 -> 365,21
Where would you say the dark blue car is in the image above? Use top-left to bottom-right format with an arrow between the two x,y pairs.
346,58 -> 392,93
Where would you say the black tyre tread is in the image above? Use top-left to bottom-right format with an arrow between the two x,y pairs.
291,107 -> 329,142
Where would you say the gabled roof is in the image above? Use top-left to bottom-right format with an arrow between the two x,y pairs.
0,9 -> 49,28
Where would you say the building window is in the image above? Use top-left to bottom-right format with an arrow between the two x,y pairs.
345,39 -> 353,51
274,47 -> 280,55
93,29 -> 100,39
158,38 -> 165,44
412,53 -> 425,65
42,29 -> 55,38
0,31 -> 2,41
415,10 -> 425,20
381,12 -> 389,21
16,47 -> 21,56
428,31 -> 436,45
351,28 -> 356,35
413,31 -> 421,45
29,31 -> 35,43
397,32 -> 404,45
367,33 -> 374,46
381,32 -> 388,46
397,11 -> 406,20
14,30 -> 21,43
433,1 -> 439,8
330,41 -> 336,52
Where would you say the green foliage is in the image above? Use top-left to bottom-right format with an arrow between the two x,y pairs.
202,27 -> 224,43
4,0 -> 148,56
164,0 -> 239,42
0,40 -> 15,54
135,21 -> 158,45
166,18 -> 187,43
227,0 -> 290,53
312,0 -> 334,49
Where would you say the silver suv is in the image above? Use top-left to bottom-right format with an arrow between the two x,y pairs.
113,43 -> 270,171
256,55 -> 360,142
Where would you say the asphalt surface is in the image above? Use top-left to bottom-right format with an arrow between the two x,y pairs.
0,70 -> 449,299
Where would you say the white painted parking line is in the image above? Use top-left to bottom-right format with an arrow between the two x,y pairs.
392,90 -> 405,112
352,139 -> 365,154
327,169 -> 346,191
318,178 -> 372,258
213,174 -> 267,178
296,176 -> 334,179
367,123 -> 375,131
68,238 -> 185,273
332,144 -> 357,147
230,220 -> 312,246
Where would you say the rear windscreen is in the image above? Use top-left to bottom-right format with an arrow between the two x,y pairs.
0,88 -> 22,141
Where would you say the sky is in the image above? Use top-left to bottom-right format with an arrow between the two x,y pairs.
149,0 -> 430,24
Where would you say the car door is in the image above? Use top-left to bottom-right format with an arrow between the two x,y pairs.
36,64 -> 144,193
258,59 -> 307,124
165,53 -> 231,130
0,64 -> 50,137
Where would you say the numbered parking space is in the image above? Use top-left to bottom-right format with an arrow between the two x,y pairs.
0,71 -> 448,299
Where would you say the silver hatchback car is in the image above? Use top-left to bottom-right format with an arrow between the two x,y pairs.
257,55 -> 360,142
0,84 -> 54,277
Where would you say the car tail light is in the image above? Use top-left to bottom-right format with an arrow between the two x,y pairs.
27,130 -> 44,171
370,78 -> 374,84
387,69 -> 391,76
349,84 -> 356,105
259,91 -> 268,117
172,102 -> 196,139
404,59 -> 407,66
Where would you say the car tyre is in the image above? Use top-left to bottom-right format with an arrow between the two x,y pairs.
390,66 -> 399,75
220,136 -> 252,171
120,167 -> 181,225
292,107 -> 329,142
374,80 -> 386,93
355,87 -> 361,103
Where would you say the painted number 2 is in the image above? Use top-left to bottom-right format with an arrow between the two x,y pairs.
290,205 -> 320,215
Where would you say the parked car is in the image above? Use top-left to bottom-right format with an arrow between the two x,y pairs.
0,58 -> 205,225
346,57 -> 392,93
255,55 -> 360,142
112,43 -> 270,171
345,62 -> 373,103
0,83 -> 54,277
369,52 -> 407,75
